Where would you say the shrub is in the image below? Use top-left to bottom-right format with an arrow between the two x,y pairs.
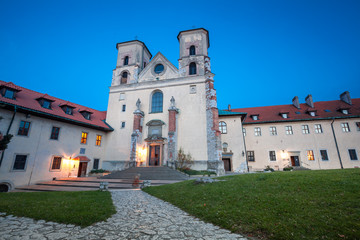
264,165 -> 275,172
176,147 -> 194,171
283,167 -> 293,171
90,169 -> 110,174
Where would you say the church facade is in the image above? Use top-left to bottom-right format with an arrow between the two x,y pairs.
0,28 -> 359,191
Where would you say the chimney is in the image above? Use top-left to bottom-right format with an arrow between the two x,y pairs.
292,96 -> 300,109
228,104 -> 231,111
305,94 -> 314,108
340,91 -> 352,105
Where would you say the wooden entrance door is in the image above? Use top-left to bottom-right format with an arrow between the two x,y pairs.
290,156 -> 300,166
78,162 -> 88,177
149,145 -> 160,166
222,158 -> 231,171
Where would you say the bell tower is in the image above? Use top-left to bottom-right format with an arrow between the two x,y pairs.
111,40 -> 152,86
177,28 -> 210,77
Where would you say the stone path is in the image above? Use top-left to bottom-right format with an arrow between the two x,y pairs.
0,190 -> 247,240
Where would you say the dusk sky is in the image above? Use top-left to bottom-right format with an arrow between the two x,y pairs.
1,0 -> 359,111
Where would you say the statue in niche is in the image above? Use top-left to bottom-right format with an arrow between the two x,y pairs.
136,98 -> 141,111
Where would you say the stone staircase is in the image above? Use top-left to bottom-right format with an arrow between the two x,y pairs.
101,166 -> 189,180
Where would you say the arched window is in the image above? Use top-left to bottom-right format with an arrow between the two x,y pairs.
189,62 -> 197,75
123,56 -> 129,66
121,72 -> 128,84
189,45 -> 196,55
151,91 -> 163,113
219,121 -> 227,134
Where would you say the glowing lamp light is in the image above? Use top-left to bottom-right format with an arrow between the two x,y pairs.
281,150 -> 288,159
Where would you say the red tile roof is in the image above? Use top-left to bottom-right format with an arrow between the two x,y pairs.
225,98 -> 360,124
0,80 -> 113,131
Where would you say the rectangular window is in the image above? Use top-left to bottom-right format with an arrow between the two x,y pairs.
341,123 -> 350,132
121,122 -> 125,128
81,132 -> 88,144
269,127 -> 277,136
302,125 -> 310,134
254,127 -> 261,136
315,124 -> 323,133
320,150 -> 329,161
285,126 -> 293,135
13,155 -> 27,170
269,151 -> 276,161
51,156 -> 62,170
18,120 -> 31,136
64,106 -> 73,115
242,128 -> 246,137
356,122 -> 360,131
80,148 -> 86,154
96,135 -> 102,146
348,149 -> 358,160
247,151 -> 255,162
122,104 -> 126,112
50,127 -> 60,140
307,150 -> 315,161
93,159 -> 99,169
41,100 -> 51,109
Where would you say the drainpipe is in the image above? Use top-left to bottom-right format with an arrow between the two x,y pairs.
0,106 -> 17,167
241,126 -> 249,172
331,118 -> 343,169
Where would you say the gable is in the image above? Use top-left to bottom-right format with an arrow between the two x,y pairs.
138,52 -> 179,82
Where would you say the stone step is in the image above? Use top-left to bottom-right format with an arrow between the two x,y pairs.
102,166 -> 189,180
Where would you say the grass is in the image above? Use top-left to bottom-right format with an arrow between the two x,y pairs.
144,169 -> 360,240
0,191 -> 116,227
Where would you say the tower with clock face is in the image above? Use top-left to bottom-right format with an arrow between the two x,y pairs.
103,28 -> 225,175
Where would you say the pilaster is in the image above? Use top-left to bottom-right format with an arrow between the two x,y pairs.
130,99 -> 144,167
167,97 -> 179,169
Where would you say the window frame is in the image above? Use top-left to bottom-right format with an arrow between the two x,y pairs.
150,91 -> 163,113
269,151 -> 276,161
12,154 -> 28,171
189,45 -> 196,55
219,121 -> 227,134
189,62 -> 197,75
247,151 -> 255,162
307,150 -> 315,161
254,127 -> 261,136
341,122 -> 350,132
269,126 -> 277,136
80,132 -> 88,144
285,126 -> 293,135
121,71 -> 128,84
93,158 -> 100,170
95,135 -> 102,146
302,125 -> 310,134
314,124 -> 323,134
121,121 -> 126,128
320,149 -> 329,161
123,56 -> 129,66
348,149 -> 358,160
122,104 -> 126,112
4,89 -> 15,99
50,156 -> 62,171
17,120 -> 31,136
50,126 -> 60,140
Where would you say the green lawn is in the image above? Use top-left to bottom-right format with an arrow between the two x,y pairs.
0,191 -> 116,227
144,169 -> 360,240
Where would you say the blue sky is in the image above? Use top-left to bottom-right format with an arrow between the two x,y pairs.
1,0 -> 359,111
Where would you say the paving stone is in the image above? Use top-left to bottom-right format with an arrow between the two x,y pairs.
0,190 -> 247,239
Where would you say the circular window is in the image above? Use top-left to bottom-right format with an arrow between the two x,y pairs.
154,64 -> 164,74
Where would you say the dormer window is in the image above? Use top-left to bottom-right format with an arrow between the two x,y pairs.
0,84 -> 21,99
251,115 -> 259,120
4,89 -> 15,99
79,110 -> 92,120
309,111 -> 316,117
280,112 -> 289,119
342,109 -> 349,115
37,96 -> 54,109
61,106 -> 74,115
